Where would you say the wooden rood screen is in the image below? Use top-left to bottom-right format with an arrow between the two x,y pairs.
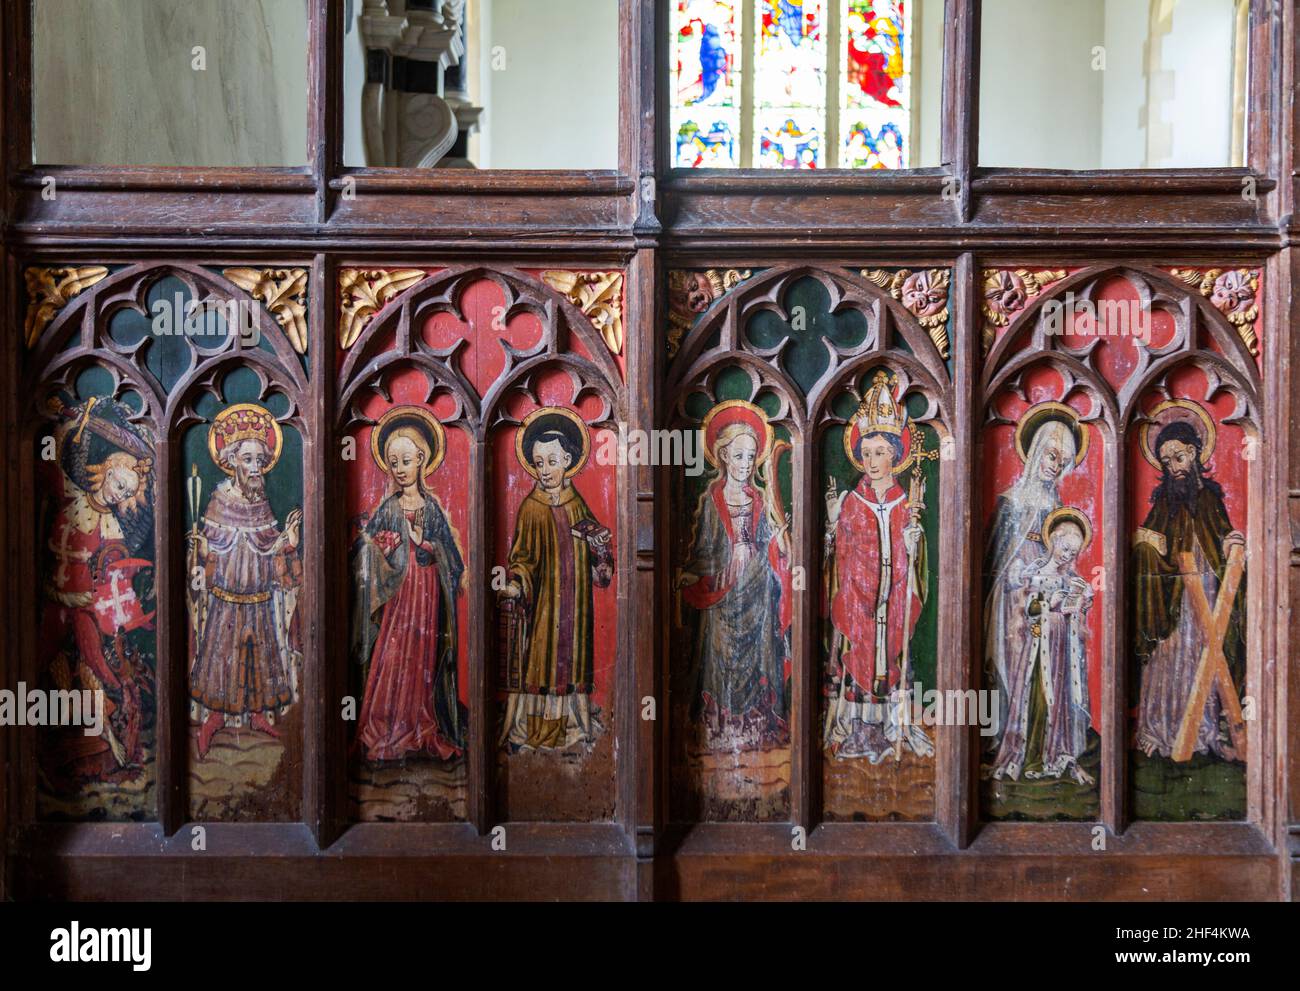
0,0 -> 1297,901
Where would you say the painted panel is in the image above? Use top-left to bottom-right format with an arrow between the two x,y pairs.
493,376 -> 618,821
35,383 -> 156,821
1129,374 -> 1249,821
822,369 -> 939,820
186,372 -> 303,821
672,379 -> 793,821
981,374 -> 1103,820
347,379 -> 469,822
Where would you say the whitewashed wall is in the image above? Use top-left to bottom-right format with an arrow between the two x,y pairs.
34,0 -> 308,166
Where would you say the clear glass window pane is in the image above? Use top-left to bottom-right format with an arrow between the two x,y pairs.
979,0 -> 1249,169
32,0 -> 309,167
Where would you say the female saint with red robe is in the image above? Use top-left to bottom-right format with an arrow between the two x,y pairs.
351,407 -> 465,763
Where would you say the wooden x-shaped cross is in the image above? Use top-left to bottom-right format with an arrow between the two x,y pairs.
1171,543 -> 1246,763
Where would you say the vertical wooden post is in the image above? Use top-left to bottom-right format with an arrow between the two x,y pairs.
305,253 -> 342,848
467,433 -> 491,835
0,250 -> 14,900
156,305 -> 189,837
624,248 -> 659,899
939,251 -> 977,849
309,0 -> 341,226
943,0 -> 980,223
1101,416 -> 1127,836
790,413 -> 817,834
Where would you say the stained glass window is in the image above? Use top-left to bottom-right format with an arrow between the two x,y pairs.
673,1 -> 742,168
842,0 -> 912,169
671,0 -> 917,170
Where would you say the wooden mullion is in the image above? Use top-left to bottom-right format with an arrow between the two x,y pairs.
942,0 -> 979,222
628,0 -> 663,899
156,410 -> 186,835
1278,0 -> 1298,890
619,0 -> 641,182
3,0 -> 33,185
791,419 -> 817,832
1101,409 -> 1127,837
1246,0 -> 1283,224
467,436 -> 490,834
2,12 -> 25,882
624,250 -> 660,897
938,251 -> 977,848
1267,243 -> 1295,874
309,0 -> 342,225
304,253 -> 338,847
0,252 -> 14,899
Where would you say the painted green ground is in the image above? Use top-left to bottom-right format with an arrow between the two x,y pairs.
980,737 -> 1245,821
1130,750 -> 1245,821
981,734 -> 1101,821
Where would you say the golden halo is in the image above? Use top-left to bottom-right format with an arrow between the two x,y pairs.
1014,401 -> 1088,468
700,399 -> 775,469
515,406 -> 591,478
844,421 -> 920,476
1042,506 -> 1093,554
1139,399 -> 1217,470
369,405 -> 446,478
208,402 -> 283,475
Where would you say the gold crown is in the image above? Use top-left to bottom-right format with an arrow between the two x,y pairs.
214,407 -> 275,447
852,370 -> 905,438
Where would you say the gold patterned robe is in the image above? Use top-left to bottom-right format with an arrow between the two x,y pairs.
501,485 -> 612,749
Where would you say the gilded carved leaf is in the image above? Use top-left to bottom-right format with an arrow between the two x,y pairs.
542,270 -> 625,355
24,266 -> 109,348
338,268 -> 426,349
222,267 -> 309,354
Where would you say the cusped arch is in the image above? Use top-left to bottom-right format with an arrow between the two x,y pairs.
670,264 -> 952,414
671,348 -> 809,439
167,351 -> 306,442
984,349 -> 1122,439
812,348 -> 953,440
338,265 -> 626,439
481,357 -> 621,438
1121,351 -> 1260,437
29,262 -> 308,407
983,264 -> 1261,417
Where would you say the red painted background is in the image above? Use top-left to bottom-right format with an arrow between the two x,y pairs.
983,365 -> 1105,729
1127,365 -> 1251,573
345,275 -> 624,712
491,367 -> 618,709
347,369 -> 473,705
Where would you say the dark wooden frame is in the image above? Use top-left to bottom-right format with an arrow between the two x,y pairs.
0,0 -> 1295,901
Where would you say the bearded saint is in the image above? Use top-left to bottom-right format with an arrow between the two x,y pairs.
1133,418 -> 1245,761
498,410 -> 613,751
189,407 -> 302,758
823,374 -> 930,762
983,410 -> 1081,754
